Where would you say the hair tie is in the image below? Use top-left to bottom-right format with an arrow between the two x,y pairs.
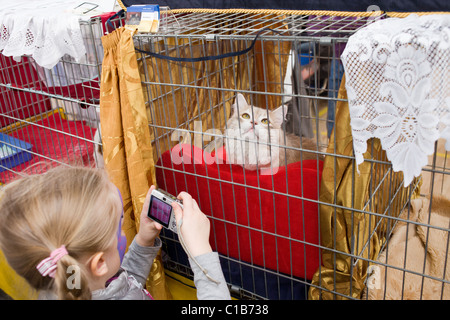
36,245 -> 68,278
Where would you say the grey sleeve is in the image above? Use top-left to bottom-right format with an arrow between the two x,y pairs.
189,252 -> 231,300
120,237 -> 162,285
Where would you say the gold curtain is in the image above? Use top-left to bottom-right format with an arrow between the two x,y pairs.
308,76 -> 421,300
100,27 -> 171,300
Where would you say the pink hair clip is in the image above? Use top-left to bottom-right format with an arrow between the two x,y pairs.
36,245 -> 68,278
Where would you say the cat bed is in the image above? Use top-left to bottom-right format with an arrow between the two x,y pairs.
0,112 -> 96,184
156,143 -> 323,280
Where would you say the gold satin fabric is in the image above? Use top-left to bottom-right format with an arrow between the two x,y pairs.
308,76 -> 421,300
100,27 -> 171,300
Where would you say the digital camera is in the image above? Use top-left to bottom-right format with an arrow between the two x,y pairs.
147,189 -> 182,233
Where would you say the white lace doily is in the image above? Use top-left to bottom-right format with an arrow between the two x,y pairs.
0,1 -> 93,69
341,14 -> 450,187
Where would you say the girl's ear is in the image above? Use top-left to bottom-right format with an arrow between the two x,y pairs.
89,252 -> 109,277
231,93 -> 248,116
270,105 -> 288,127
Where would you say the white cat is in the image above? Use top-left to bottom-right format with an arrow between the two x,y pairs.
225,94 -> 320,171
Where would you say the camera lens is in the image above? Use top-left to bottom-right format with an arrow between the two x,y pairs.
163,197 -> 166,201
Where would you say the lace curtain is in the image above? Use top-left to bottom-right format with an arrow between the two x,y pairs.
0,0 -> 93,68
341,14 -> 450,186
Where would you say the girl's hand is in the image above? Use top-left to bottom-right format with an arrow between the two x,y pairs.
136,186 -> 163,247
171,192 -> 212,257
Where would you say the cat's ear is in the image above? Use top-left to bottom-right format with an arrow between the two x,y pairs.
271,105 -> 288,126
231,93 -> 248,116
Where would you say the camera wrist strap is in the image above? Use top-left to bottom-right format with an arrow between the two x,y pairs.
176,219 -> 221,285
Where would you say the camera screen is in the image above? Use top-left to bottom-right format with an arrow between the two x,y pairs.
148,196 -> 172,227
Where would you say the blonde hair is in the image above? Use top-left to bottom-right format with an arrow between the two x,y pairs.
0,166 -> 120,300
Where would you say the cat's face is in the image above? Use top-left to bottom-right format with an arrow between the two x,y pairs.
226,94 -> 287,141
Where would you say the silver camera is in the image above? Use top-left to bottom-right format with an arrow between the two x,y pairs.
147,189 -> 182,233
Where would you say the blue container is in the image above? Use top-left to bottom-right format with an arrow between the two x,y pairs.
0,133 -> 33,173
299,42 -> 315,66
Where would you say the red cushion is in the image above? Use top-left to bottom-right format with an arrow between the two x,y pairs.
156,144 -> 323,280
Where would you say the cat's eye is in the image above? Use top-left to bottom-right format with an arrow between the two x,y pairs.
241,113 -> 251,119
261,118 -> 269,125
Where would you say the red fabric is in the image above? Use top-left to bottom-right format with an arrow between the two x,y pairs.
156,144 -> 323,280
93,12 -> 122,35
0,112 -> 96,184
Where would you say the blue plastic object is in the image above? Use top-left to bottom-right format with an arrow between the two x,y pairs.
299,42 -> 315,66
0,133 -> 33,173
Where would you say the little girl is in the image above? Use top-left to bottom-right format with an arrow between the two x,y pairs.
0,166 -> 230,300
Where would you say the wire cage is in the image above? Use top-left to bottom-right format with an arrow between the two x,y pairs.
134,10 -> 450,300
0,16 -> 112,183
0,8 -> 448,301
